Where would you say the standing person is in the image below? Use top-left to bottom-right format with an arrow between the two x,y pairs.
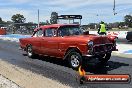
98,21 -> 106,35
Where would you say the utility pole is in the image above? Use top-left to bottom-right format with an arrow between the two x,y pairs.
113,0 -> 117,15
38,9 -> 40,28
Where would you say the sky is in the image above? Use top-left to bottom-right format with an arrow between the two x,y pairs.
0,0 -> 132,25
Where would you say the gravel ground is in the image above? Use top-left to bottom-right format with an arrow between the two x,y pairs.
0,75 -> 20,88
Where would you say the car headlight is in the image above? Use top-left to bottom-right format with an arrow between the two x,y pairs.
112,37 -> 118,47
87,41 -> 94,53
88,41 -> 93,47
87,41 -> 94,54
114,37 -> 118,41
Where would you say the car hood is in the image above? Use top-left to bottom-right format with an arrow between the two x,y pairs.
63,34 -> 112,45
19,34 -> 113,45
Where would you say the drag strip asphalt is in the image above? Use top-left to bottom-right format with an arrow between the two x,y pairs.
0,39 -> 132,88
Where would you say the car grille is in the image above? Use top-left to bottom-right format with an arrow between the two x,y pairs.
93,44 -> 113,54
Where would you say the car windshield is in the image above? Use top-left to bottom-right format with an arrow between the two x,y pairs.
58,26 -> 83,36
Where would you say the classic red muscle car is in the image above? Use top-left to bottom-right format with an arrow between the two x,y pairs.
19,24 -> 117,69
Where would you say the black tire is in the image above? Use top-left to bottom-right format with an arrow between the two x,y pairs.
99,53 -> 111,64
105,53 -> 111,61
67,51 -> 82,70
27,45 -> 35,58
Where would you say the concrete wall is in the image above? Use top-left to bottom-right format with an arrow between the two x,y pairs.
89,31 -> 128,38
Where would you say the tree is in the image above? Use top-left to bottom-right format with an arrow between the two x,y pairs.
0,17 -> 5,24
124,15 -> 132,27
88,23 -> 98,29
0,17 -> 2,23
11,14 -> 26,23
11,14 -> 26,34
0,17 -> 6,27
50,12 -> 58,24
118,22 -> 125,28
46,20 -> 50,25
39,22 -> 47,25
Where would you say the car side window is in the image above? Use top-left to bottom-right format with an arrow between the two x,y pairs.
45,29 -> 57,37
58,28 -> 70,36
58,26 -> 82,36
37,30 -> 44,37
33,29 -> 44,37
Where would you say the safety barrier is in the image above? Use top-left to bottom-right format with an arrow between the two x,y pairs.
89,31 -> 128,38
0,28 -> 6,35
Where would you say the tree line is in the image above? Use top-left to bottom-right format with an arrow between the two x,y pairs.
0,13 -> 132,27
0,14 -> 49,34
0,13 -> 132,33
86,15 -> 132,30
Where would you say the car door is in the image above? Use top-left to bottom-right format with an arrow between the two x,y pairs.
41,28 -> 60,57
31,29 -> 44,54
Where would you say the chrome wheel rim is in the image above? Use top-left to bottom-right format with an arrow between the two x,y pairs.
70,55 -> 80,68
27,47 -> 32,56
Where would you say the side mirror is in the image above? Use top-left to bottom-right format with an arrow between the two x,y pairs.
83,31 -> 89,35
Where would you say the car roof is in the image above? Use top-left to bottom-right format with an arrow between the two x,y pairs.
34,24 -> 79,31
41,24 -> 79,29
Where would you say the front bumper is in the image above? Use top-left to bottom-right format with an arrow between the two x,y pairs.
83,43 -> 118,57
83,51 -> 111,57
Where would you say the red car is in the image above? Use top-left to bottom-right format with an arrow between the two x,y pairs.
19,24 -> 117,69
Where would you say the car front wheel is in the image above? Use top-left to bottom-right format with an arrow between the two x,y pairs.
68,52 -> 82,70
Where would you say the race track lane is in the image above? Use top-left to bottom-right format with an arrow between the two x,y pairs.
0,39 -> 132,88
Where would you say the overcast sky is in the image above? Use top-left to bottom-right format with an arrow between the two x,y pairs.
0,0 -> 132,24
